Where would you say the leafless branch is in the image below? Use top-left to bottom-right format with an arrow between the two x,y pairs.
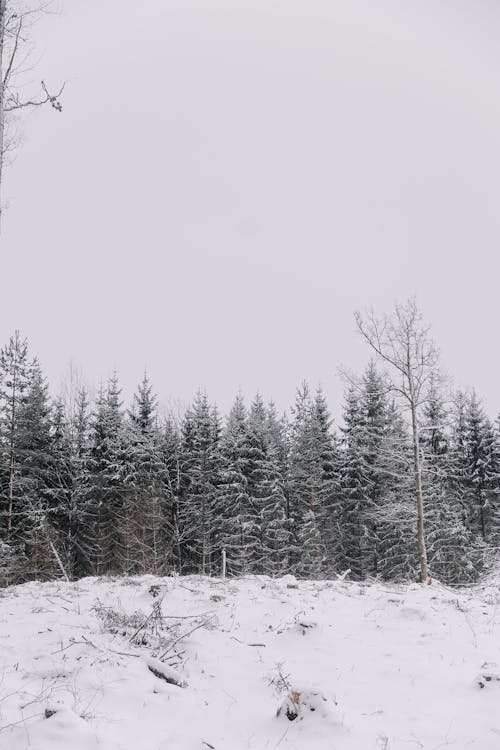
4,78 -> 64,111
2,13 -> 22,89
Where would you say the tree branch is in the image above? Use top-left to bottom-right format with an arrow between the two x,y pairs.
4,79 -> 64,111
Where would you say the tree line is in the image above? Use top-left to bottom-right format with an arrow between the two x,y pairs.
0,319 -> 499,586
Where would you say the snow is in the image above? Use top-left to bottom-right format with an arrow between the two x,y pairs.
1,574 -> 500,749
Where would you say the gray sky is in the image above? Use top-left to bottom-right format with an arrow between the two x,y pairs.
2,0 -> 500,418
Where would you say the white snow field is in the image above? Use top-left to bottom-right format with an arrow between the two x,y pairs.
1,574 -> 500,749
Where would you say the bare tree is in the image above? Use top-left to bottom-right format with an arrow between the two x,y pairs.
0,0 -> 63,221
354,297 -> 439,582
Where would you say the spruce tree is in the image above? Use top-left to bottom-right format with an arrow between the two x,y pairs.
120,375 -> 172,575
55,386 -> 94,579
420,381 -> 477,582
0,331 -> 32,583
87,374 -> 126,575
465,393 -> 498,545
247,393 -> 290,575
288,383 -> 327,578
337,385 -> 370,578
375,399 -> 416,580
177,392 -> 221,575
216,395 -> 256,575
159,414 -> 182,570
15,361 -> 56,580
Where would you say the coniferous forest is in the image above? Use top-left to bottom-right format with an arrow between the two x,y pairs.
1,323 -> 498,588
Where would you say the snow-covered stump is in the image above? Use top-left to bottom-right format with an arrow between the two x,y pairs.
276,687 -> 333,722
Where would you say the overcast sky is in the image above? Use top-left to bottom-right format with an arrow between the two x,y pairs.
2,0 -> 500,418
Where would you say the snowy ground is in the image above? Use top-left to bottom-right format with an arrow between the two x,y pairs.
1,573 -> 500,749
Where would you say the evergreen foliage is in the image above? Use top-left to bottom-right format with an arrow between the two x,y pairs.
0,330 -> 499,585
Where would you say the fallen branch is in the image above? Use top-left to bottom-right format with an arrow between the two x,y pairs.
230,636 -> 266,647
145,657 -> 187,688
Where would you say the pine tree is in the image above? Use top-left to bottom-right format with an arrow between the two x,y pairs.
15,361 -> 57,580
119,375 -> 172,575
129,372 -> 157,433
248,393 -> 290,575
43,396 -> 78,579
447,391 -> 469,521
177,392 -> 221,575
421,381 -> 479,583
288,383 -> 327,578
159,414 -> 182,571
338,371 -> 415,583
358,363 -> 390,574
0,331 -> 32,583
216,395 -> 256,575
52,386 -> 95,579
306,387 -> 339,574
87,374 -> 126,575
375,399 -> 416,580
337,385 -> 370,578
265,401 -> 289,483
70,387 -> 94,576
465,394 -> 498,545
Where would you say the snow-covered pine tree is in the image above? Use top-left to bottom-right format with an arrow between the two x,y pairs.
0,331 -> 32,583
215,393 -> 291,577
446,391 -> 470,519
491,416 -> 500,557
443,392 -> 500,575
176,405 -> 195,573
465,393 -> 498,548
15,361 -> 58,580
159,414 -> 182,571
337,385 -> 371,579
69,387 -> 94,576
265,401 -> 297,566
129,372 -> 156,433
307,387 -> 339,575
288,383 -> 327,578
265,401 -> 289,483
446,391 -> 499,567
177,392 -> 221,575
358,363 -> 389,575
336,365 -> 394,578
51,385 -> 95,579
247,393 -> 290,576
375,399 -> 417,581
120,374 -> 172,575
421,380 -> 479,583
87,374 -> 127,575
215,394 -> 255,575
40,396 -> 73,576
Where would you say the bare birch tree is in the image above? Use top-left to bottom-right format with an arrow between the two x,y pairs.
354,297 -> 439,582
0,0 -> 63,221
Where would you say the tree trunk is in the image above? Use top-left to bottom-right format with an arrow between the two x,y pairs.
411,402 -> 428,581
479,493 -> 486,541
0,0 -> 5,222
